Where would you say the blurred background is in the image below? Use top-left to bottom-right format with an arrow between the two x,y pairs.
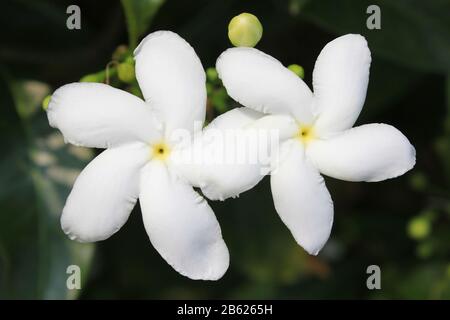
0,0 -> 449,299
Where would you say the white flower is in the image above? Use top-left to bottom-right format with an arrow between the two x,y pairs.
214,34 -> 416,255
46,31 -> 230,280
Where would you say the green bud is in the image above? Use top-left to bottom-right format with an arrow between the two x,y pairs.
42,95 -> 51,111
407,216 -> 431,240
228,13 -> 263,47
206,67 -> 218,82
288,64 -> 305,79
80,74 -> 101,83
125,55 -> 134,64
211,87 -> 229,113
118,62 -> 135,83
112,45 -> 130,61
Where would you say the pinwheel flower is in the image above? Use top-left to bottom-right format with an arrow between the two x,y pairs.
46,31 -> 230,280
215,34 -> 416,255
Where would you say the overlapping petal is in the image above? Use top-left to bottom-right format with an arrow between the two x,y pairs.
217,47 -> 314,123
307,123 -> 416,182
134,31 -> 207,135
271,140 -> 334,255
61,142 -> 149,242
139,161 -> 229,280
171,108 -> 297,200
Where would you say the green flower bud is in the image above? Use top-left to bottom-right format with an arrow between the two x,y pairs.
206,67 -> 218,82
112,45 -> 130,61
211,87 -> 229,113
228,13 -> 263,47
80,74 -> 102,83
407,216 -> 431,240
42,95 -> 51,111
288,64 -> 305,79
118,62 -> 135,84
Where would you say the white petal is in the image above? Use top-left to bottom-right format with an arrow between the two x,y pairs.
271,140 -> 334,255
134,31 -> 206,135
216,47 -> 314,123
61,142 -> 149,242
170,108 -> 297,200
307,123 -> 416,182
47,83 -> 162,148
313,34 -> 372,136
206,107 -> 264,130
139,161 -> 229,280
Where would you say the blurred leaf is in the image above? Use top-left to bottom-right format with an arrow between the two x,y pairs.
296,0 -> 450,73
121,0 -> 166,49
0,75 -> 95,299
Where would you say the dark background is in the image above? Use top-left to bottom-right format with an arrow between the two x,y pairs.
0,0 -> 449,299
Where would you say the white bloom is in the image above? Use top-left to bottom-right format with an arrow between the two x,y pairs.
215,34 -> 416,255
46,31 -> 230,280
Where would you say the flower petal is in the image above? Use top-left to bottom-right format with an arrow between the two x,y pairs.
307,123 -> 416,182
170,108 -> 297,200
313,34 -> 371,137
271,140 -> 334,255
47,83 -> 162,148
216,47 -> 314,123
61,142 -> 149,242
139,161 -> 229,280
206,107 -> 264,130
134,31 -> 207,135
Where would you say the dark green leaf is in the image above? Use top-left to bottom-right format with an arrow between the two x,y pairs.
296,0 -> 450,73
121,0 -> 166,49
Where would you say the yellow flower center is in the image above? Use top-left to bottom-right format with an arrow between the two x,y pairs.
297,125 -> 316,144
151,141 -> 171,161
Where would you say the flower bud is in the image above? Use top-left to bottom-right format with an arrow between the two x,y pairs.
42,95 -> 51,111
407,216 -> 431,240
228,13 -> 263,47
80,74 -> 102,83
206,67 -> 218,82
288,64 -> 305,79
112,45 -> 129,61
118,62 -> 135,83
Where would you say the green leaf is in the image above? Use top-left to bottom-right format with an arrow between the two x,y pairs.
121,0 -> 166,49
296,0 -> 450,73
0,76 -> 95,299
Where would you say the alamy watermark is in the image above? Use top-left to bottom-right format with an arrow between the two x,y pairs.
366,264 -> 381,290
366,5 -> 381,30
66,264 -> 81,290
66,5 -> 81,30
